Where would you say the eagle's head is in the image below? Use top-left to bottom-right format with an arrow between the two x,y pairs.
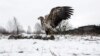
38,16 -> 44,20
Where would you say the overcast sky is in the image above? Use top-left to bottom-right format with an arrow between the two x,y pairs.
0,0 -> 100,31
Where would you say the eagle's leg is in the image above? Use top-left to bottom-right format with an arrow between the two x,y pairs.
45,29 -> 54,40
45,30 -> 49,35
45,30 -> 49,38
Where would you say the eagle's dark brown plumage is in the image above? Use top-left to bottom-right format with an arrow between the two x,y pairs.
38,6 -> 73,35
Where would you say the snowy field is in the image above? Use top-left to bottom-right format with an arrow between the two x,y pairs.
0,35 -> 100,56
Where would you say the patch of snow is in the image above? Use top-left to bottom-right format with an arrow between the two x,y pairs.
0,35 -> 100,56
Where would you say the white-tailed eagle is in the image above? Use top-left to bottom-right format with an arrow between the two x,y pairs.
38,6 -> 73,35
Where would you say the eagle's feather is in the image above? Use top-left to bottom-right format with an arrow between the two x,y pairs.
47,6 -> 73,28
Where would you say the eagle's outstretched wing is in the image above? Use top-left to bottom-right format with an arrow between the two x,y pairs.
46,6 -> 73,28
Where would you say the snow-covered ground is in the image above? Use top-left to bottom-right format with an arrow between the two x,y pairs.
0,35 -> 100,56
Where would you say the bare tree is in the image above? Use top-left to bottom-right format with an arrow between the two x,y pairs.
0,26 -> 9,34
27,26 -> 32,34
7,17 -> 24,35
34,23 -> 42,34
